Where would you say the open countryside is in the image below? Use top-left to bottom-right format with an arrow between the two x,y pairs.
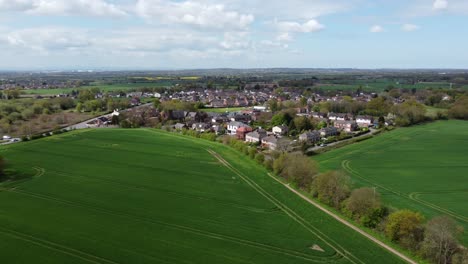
315,120 -> 468,244
0,129 -> 404,264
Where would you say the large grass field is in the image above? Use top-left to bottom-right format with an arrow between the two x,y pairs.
22,82 -> 172,95
0,129 -> 405,263
315,120 -> 468,245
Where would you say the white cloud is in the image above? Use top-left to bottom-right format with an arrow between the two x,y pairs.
217,0 -> 354,21
0,0 -> 127,17
433,0 -> 448,10
5,27 -> 92,52
402,23 -> 420,32
135,0 -> 254,30
0,0 -> 35,11
219,32 -> 251,50
277,19 -> 324,33
370,25 -> 384,33
276,32 -> 293,42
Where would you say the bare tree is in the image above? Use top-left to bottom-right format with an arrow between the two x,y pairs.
422,216 -> 462,264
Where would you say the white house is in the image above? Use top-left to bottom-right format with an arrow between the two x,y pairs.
272,125 -> 288,136
227,121 -> 246,135
356,115 -> 374,127
253,106 -> 267,111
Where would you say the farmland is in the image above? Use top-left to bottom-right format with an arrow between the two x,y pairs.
315,120 -> 468,245
21,82 -> 172,95
0,129 -> 405,264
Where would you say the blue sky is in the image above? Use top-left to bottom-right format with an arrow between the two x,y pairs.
0,0 -> 467,70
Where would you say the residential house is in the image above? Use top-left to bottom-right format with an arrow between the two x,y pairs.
186,112 -> 202,122
328,113 -> 349,121
210,99 -> 225,108
311,112 -> 327,119
168,110 -> 186,121
236,126 -> 253,140
230,114 -> 251,123
319,127 -> 338,137
245,129 -> 267,143
261,135 -> 278,150
355,115 -> 374,128
272,125 -> 288,136
227,121 -> 246,135
299,131 -> 321,143
192,123 -> 211,132
334,120 -> 358,132
130,97 -> 141,106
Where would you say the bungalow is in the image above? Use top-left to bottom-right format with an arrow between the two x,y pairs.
236,126 -> 253,140
227,121 -> 247,135
261,135 -> 278,150
319,127 -> 338,137
299,131 -> 321,143
192,122 -> 211,132
272,125 -> 288,136
245,129 -> 267,143
334,120 -> 358,132
356,115 -> 374,128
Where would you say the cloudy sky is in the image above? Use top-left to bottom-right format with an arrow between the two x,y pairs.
0,0 -> 467,70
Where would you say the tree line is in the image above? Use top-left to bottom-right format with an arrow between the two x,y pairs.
214,137 -> 467,264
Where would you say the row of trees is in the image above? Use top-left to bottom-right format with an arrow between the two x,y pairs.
215,134 -> 467,264
448,96 -> 468,120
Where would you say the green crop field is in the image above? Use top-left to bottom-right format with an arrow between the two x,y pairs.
317,80 -> 468,92
315,120 -> 468,245
0,129 -> 405,263
22,82 -> 172,95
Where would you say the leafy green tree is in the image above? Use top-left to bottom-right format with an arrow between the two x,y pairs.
271,111 -> 294,127
153,98 -> 161,110
268,99 -> 279,112
312,171 -> 351,208
448,96 -> 468,120
385,209 -> 425,250
346,187 -> 381,219
293,116 -> 312,132
76,102 -> 83,112
255,153 -> 265,164
393,100 -> 426,126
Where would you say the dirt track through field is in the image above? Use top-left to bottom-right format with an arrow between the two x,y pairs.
207,149 -> 361,264
264,173 -> 418,264
206,149 -> 417,264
